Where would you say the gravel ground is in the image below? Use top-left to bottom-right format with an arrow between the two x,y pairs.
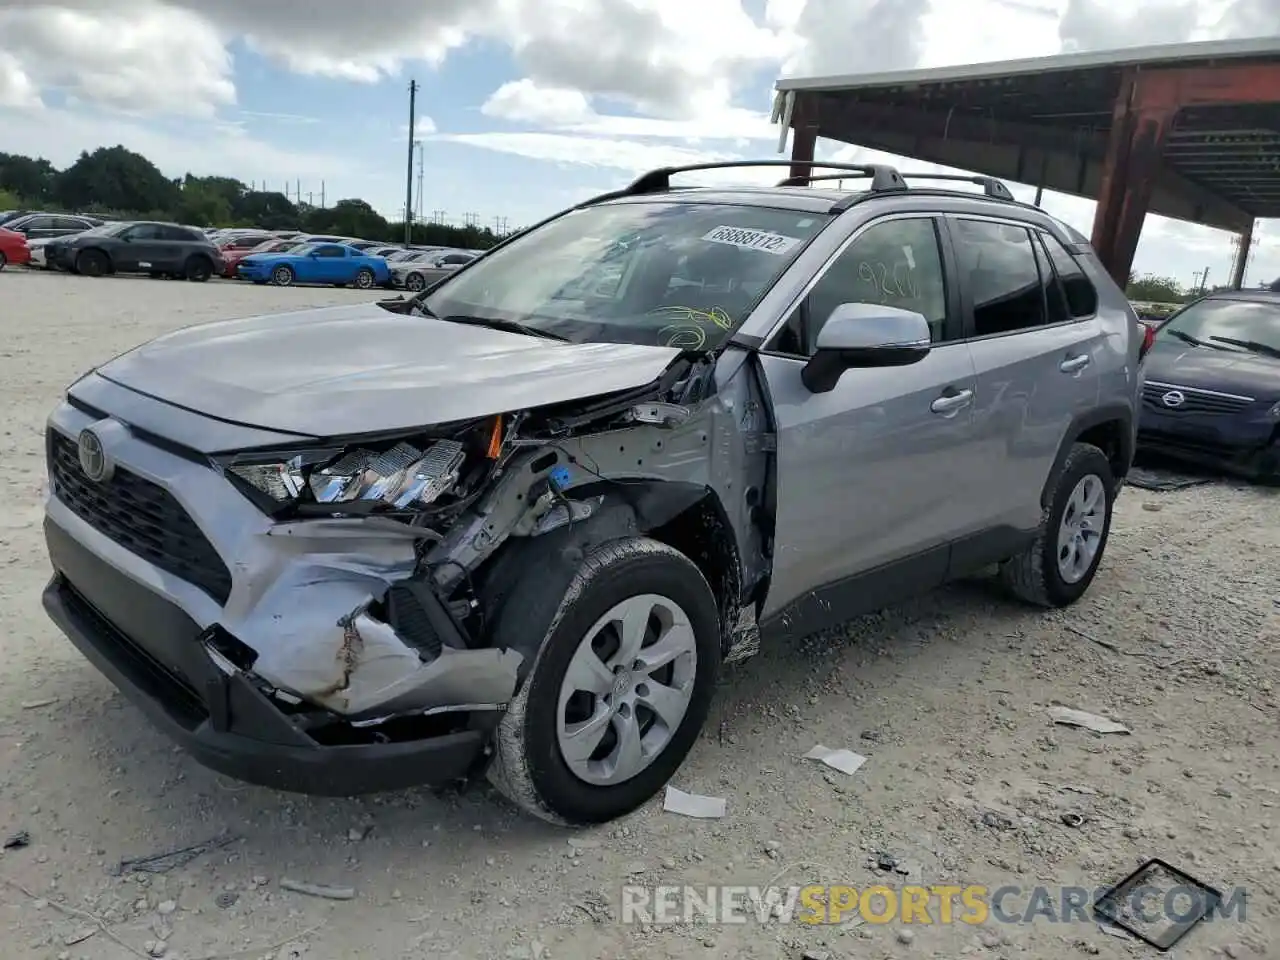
0,269 -> 1277,960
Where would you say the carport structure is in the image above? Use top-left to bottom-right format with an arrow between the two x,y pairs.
773,38 -> 1280,288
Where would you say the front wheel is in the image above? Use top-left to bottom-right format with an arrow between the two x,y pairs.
1000,442 -> 1115,607
404,271 -> 426,292
353,267 -> 375,289
76,249 -> 108,277
185,256 -> 212,282
271,264 -> 295,287
487,538 -> 721,825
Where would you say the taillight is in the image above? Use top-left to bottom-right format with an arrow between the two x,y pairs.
1138,322 -> 1156,362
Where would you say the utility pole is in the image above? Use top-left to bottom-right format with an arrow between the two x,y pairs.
415,141 -> 425,223
405,78 -> 418,245
320,181 -> 325,208
296,179 -> 301,205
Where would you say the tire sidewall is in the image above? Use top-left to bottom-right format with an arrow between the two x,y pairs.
355,268 -> 374,288
406,273 -> 424,291
186,256 -> 211,282
1040,446 -> 1115,605
507,541 -> 721,824
78,251 -> 105,276
273,265 -> 293,286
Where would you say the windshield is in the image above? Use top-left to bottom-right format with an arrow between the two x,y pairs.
1158,297 -> 1280,356
417,201 -> 831,348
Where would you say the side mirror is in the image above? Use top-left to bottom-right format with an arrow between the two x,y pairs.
801,303 -> 932,394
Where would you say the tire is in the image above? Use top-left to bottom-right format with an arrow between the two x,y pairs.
487,537 -> 721,825
271,264 -> 295,287
404,272 -> 426,292
0,251 -> 6,270
353,267 -> 375,289
76,249 -> 109,277
1000,442 -> 1115,607
185,256 -> 212,282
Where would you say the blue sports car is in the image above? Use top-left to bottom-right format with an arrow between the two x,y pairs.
236,242 -> 391,289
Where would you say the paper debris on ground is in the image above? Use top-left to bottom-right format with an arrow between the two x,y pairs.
802,745 -> 868,775
663,786 -> 726,819
1049,706 -> 1131,735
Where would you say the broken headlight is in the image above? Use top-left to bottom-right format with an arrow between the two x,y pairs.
228,439 -> 466,509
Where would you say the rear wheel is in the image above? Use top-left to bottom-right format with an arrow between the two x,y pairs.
0,251 -> 7,270
76,249 -> 108,277
487,538 -> 720,825
1000,442 -> 1115,607
404,272 -> 426,292
353,267 -> 375,289
271,264 -> 295,287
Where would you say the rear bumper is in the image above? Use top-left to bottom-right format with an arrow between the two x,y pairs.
42,529 -> 489,795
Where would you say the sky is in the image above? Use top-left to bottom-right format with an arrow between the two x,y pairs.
0,0 -> 1277,288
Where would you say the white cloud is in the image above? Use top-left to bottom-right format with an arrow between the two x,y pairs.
481,79 -> 593,126
433,132 -> 736,174
0,3 -> 234,117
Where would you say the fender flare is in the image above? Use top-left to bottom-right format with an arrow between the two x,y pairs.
1040,401 -> 1135,507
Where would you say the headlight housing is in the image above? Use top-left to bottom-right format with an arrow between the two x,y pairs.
226,438 -> 467,510
1267,400 -> 1280,421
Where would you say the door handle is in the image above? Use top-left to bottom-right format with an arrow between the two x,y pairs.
931,388 -> 974,415
1060,354 -> 1091,373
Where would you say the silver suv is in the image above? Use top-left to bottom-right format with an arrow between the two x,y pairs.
41,161 -> 1146,825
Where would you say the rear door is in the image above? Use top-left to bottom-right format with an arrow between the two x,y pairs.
759,214 -> 984,625
947,216 -> 1104,537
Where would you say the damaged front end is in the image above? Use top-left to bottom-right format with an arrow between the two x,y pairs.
43,347 -> 769,794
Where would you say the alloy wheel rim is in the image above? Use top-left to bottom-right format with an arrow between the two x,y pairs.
1056,474 -> 1105,584
556,593 -> 697,786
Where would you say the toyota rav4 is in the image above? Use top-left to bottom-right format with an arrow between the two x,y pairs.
41,161 -> 1146,825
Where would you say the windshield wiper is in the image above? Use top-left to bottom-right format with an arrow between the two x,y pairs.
1208,336 -> 1280,359
1165,329 -> 1204,347
435,314 -> 569,341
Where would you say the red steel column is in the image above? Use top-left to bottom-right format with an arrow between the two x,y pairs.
1231,219 -> 1254,289
1091,71 -> 1175,286
789,95 -> 819,183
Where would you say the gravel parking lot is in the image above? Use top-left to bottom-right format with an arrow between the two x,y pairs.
1,269 -> 1277,960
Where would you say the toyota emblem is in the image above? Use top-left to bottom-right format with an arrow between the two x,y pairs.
77,428 -> 112,482
1161,390 -> 1186,409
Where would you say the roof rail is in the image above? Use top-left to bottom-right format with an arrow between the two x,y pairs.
896,172 -> 1015,201
785,171 -> 1016,202
624,160 -> 907,195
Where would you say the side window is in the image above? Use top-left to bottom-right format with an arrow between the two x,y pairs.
952,219 -> 1046,337
1039,232 -> 1098,318
1033,236 -> 1071,325
124,224 -> 162,240
23,216 -> 55,230
54,217 -> 87,230
160,226 -> 195,242
774,218 -> 949,355
316,245 -> 345,258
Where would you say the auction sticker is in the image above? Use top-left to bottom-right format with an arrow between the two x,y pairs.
702,225 -> 800,255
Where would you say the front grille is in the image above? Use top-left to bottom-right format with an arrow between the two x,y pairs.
48,429 -> 233,605
1142,383 -> 1254,415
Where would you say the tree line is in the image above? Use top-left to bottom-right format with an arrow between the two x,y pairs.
0,145 -> 511,250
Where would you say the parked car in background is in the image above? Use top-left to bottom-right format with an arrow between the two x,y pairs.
0,227 -> 30,268
2,213 -> 102,241
235,242 -> 390,288
217,232 -> 275,254
345,240 -> 384,252
0,209 -> 37,227
392,249 -> 481,292
1138,289 -> 1280,481
51,220 -> 222,281
368,246 -> 403,258
222,238 -> 299,278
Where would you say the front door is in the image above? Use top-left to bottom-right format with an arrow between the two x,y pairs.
759,215 -> 984,630
116,223 -> 166,272
946,217 -> 1103,537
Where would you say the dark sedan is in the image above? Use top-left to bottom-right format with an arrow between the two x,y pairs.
1138,290 -> 1280,481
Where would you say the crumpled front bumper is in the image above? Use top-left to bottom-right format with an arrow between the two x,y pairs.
40,391 -> 522,794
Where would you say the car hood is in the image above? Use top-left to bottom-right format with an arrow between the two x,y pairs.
94,303 -> 684,437
1146,340 -> 1280,400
